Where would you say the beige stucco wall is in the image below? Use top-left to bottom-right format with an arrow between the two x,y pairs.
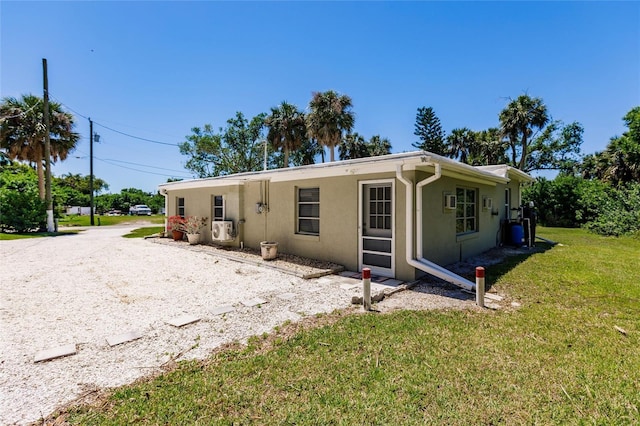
163,169 -> 524,282
419,171 -> 523,270
241,172 -> 411,280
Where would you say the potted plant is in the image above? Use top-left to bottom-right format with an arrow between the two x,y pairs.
167,215 -> 186,241
182,216 -> 208,245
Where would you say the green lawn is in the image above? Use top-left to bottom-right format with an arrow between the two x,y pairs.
60,227 -> 640,424
59,214 -> 165,227
122,226 -> 165,239
1,215 -> 165,240
0,230 -> 80,240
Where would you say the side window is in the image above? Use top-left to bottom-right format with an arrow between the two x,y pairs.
297,187 -> 319,235
505,188 -> 511,220
456,187 -> 477,234
213,195 -> 225,221
177,197 -> 185,217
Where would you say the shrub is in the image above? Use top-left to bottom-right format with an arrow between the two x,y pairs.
0,163 -> 47,232
0,186 -> 47,233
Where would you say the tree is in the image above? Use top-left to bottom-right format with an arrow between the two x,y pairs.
499,95 -> 583,172
290,138 -> 323,166
524,121 -> 583,173
180,112 -> 267,177
367,135 -> 392,157
472,128 -> 509,165
412,107 -> 446,155
0,94 -> 80,199
54,173 -> 109,195
306,90 -> 355,162
581,107 -> 640,185
339,133 -> 368,160
0,162 -> 46,232
446,128 -> 476,164
265,102 -> 307,168
499,94 -> 549,171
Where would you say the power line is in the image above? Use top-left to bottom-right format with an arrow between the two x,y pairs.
97,157 -> 192,178
49,94 -> 181,146
101,158 -> 189,174
71,149 -> 192,178
94,122 -> 181,146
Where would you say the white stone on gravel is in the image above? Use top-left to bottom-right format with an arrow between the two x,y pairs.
34,344 -> 77,363
209,305 -> 235,315
241,297 -> 268,307
106,330 -> 143,347
166,315 -> 201,327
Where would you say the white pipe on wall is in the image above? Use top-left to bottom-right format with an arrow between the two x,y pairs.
396,164 -> 475,292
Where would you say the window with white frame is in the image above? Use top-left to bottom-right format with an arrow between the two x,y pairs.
456,187 -> 477,234
212,195 -> 225,221
297,187 -> 319,235
177,197 -> 185,217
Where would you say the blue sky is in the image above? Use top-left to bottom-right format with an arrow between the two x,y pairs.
2,1 -> 638,193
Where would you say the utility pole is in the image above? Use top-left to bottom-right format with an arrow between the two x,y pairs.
42,58 -> 54,232
89,118 -> 95,226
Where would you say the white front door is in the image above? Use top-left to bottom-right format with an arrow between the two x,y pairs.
359,180 -> 395,277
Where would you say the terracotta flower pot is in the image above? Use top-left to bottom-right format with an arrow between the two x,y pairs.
171,230 -> 184,241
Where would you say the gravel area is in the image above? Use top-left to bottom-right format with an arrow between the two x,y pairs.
0,225 -> 501,425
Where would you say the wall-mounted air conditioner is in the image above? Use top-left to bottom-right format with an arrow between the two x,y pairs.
444,194 -> 457,210
483,197 -> 493,210
212,220 -> 233,242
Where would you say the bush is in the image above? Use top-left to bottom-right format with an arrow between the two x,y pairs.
0,188 -> 46,232
582,183 -> 640,236
524,176 -> 640,237
0,163 -> 47,232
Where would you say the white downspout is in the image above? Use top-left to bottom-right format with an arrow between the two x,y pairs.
396,164 -> 475,291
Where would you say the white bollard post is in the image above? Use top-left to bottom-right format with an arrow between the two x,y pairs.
362,268 -> 371,311
476,266 -> 485,308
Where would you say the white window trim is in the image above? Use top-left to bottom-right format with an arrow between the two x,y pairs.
456,187 -> 478,235
213,195 -> 226,222
296,187 -> 320,236
177,197 -> 185,217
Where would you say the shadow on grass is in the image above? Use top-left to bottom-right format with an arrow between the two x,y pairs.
413,241 -> 556,295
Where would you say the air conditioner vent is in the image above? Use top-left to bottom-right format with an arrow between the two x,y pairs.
444,194 -> 457,210
212,221 -> 233,241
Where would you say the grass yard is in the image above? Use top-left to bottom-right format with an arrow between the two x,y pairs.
0,230 -> 79,240
59,214 -> 165,227
122,226 -> 165,239
60,227 -> 640,424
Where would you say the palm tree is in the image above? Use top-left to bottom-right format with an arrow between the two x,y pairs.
446,127 -> 476,164
367,135 -> 392,157
306,90 -> 354,162
0,94 -> 80,198
474,127 -> 508,165
499,94 -> 549,171
265,102 -> 307,168
338,132 -> 368,160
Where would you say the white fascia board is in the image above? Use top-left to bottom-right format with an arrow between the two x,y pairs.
158,178 -> 246,192
476,165 -> 534,183
158,151 -> 511,192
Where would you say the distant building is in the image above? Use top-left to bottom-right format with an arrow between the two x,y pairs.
65,206 -> 95,216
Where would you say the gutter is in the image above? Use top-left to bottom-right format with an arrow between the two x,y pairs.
396,164 -> 476,292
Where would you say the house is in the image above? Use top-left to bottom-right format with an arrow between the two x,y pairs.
158,151 -> 533,289
65,206 -> 95,216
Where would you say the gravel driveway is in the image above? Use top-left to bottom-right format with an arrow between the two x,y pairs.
0,225 -> 477,425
